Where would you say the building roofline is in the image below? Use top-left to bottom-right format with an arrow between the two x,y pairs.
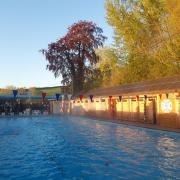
77,75 -> 180,97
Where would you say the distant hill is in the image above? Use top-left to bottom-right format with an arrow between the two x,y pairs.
33,86 -> 70,96
0,86 -> 71,96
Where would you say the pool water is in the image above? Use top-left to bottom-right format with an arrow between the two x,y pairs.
0,116 -> 179,180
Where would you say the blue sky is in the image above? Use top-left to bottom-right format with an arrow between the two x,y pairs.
0,0 -> 113,88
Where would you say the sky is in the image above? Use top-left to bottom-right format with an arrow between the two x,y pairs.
0,0 -> 113,88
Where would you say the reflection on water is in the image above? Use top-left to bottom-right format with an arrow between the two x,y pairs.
158,137 -> 179,157
0,116 -> 179,180
157,136 -> 180,179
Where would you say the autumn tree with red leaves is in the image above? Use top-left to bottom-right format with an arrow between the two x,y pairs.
41,21 -> 106,94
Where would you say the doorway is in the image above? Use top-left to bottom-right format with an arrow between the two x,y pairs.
109,99 -> 117,120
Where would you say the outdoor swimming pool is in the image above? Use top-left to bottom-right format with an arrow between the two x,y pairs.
0,116 -> 179,180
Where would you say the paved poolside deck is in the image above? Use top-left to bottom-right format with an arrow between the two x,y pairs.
114,119 -> 180,133
70,115 -> 180,133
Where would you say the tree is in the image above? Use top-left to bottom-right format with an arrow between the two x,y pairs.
3,86 -> 17,94
106,0 -> 180,83
41,21 -> 106,94
18,88 -> 27,95
96,47 -> 125,87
